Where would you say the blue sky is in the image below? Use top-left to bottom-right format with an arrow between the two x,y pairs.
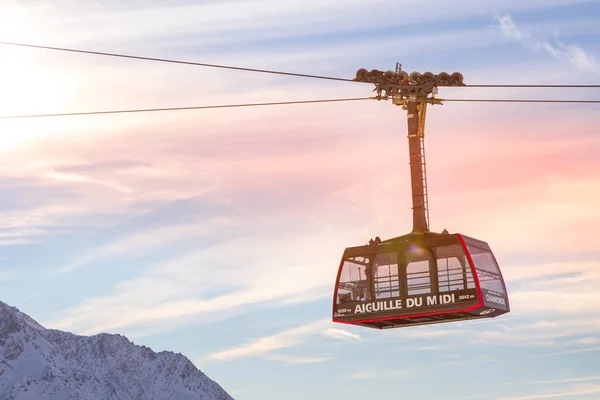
1,1 -> 600,399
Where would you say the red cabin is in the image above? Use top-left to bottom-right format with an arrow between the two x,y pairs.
332,231 -> 510,329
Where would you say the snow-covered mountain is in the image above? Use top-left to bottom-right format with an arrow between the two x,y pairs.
0,300 -> 234,400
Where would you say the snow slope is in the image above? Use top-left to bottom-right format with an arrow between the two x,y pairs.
0,301 -> 234,400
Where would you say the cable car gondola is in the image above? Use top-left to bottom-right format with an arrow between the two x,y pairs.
332,66 -> 510,329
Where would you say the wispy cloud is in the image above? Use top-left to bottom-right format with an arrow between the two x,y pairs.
495,375 -> 600,388
230,388 -> 249,396
0,270 -> 18,283
0,238 -> 39,246
348,359 -> 478,381
532,346 -> 600,358
3,0 -> 591,48
501,384 -> 600,400
390,314 -> 600,352
496,14 -> 599,73
396,344 -> 449,351
263,354 -> 335,364
200,319 -> 344,363
0,228 -> 52,242
349,368 -> 414,380
323,328 -> 361,341
349,370 -> 378,380
568,337 -> 600,345
43,223 -> 358,335
56,219 -> 233,274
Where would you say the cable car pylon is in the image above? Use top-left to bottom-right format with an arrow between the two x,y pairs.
358,62 -> 456,234
332,64 -> 510,330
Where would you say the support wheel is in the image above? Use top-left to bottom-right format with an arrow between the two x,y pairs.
451,72 -> 464,85
355,68 -> 369,82
437,72 -> 450,86
409,71 -> 422,84
396,71 -> 409,84
422,72 -> 434,83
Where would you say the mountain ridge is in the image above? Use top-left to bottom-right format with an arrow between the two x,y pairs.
0,300 -> 234,400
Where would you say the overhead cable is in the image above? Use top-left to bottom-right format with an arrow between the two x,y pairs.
0,41 -> 357,83
0,97 -> 374,119
441,98 -> 600,103
453,84 -> 600,88
2,97 -> 600,120
2,41 -> 600,88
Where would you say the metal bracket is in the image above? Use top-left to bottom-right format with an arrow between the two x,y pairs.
353,66 -> 464,105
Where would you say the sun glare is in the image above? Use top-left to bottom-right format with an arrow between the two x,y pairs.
0,6 -> 79,150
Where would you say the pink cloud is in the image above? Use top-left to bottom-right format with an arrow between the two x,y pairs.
3,91 -> 599,261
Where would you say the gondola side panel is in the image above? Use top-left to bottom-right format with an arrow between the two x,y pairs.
332,255 -> 348,321
457,234 -> 485,304
481,288 -> 509,312
487,248 -> 511,312
457,234 -> 510,317
333,288 -> 479,322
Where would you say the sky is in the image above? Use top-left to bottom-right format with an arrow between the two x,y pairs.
1,0 -> 600,399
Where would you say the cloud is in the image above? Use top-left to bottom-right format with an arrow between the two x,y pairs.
439,353 -> 461,359
348,359 -> 478,381
322,328 -> 361,341
2,4 -> 598,264
496,14 -> 599,73
349,370 -> 378,380
229,388 -> 249,396
497,15 -> 524,41
43,221 -> 360,336
501,262 -> 599,283
388,313 -> 600,352
0,238 -> 39,246
4,0 -> 592,50
501,384 -> 600,400
0,270 -> 19,283
499,375 -> 600,387
56,218 -> 233,274
0,228 -> 53,245
532,346 -> 600,358
396,344 -> 449,351
399,328 -> 470,339
262,354 -> 335,364
349,368 -> 414,380
568,337 -> 600,345
41,170 -> 133,194
503,261 -> 600,316
200,319 -> 340,363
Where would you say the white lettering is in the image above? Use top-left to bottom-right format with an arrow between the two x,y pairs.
353,299 -> 403,314
441,294 -> 455,304
485,294 -> 506,306
406,297 -> 424,307
351,293 -> 467,314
